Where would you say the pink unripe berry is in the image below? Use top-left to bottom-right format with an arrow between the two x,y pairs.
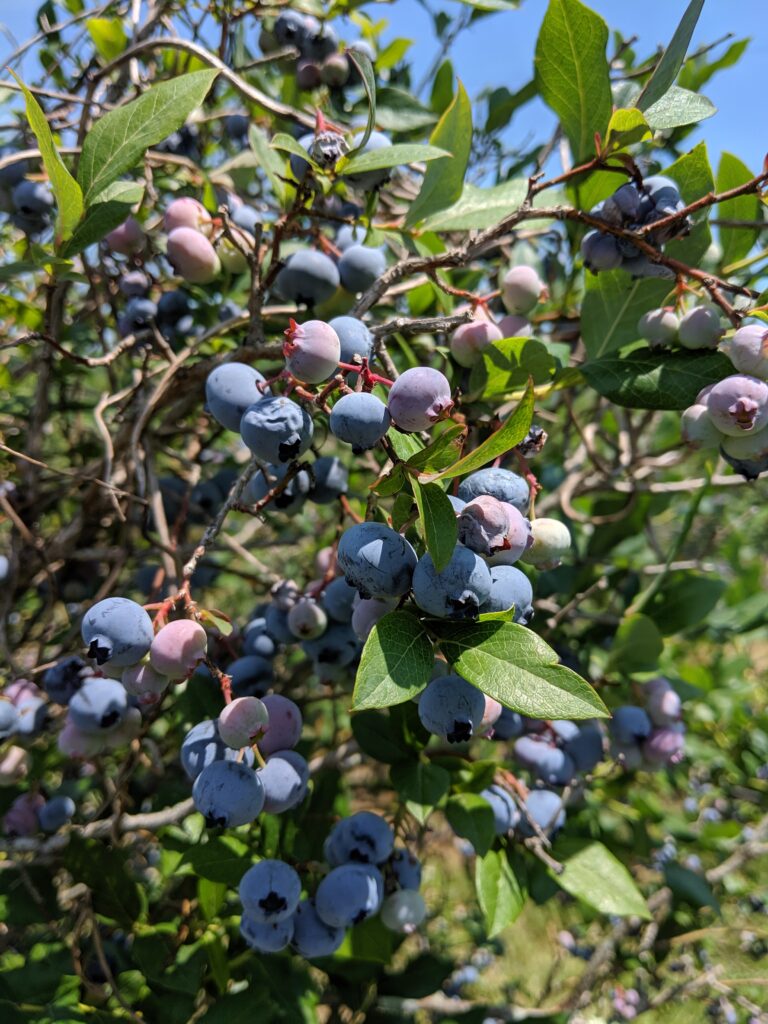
6,678 -> 42,704
705,374 -> 768,436
260,694 -> 303,756
296,59 -> 322,90
458,495 -> 532,559
218,696 -> 270,749
500,265 -> 544,314
149,619 -> 208,679
283,318 -> 341,383
643,725 -> 685,766
103,706 -> 142,748
3,792 -> 45,837
0,745 -> 30,786
287,598 -> 328,640
449,320 -> 503,368
520,518 -> 572,569
167,227 -> 221,284
351,597 -> 396,642
105,216 -> 145,255
645,677 -> 682,726
498,314 -> 533,338
478,695 -> 503,735
58,720 -> 103,758
724,323 -> 768,379
164,197 -> 212,233
387,366 -> 453,432
315,546 -> 336,575
122,662 -> 170,702
680,404 -> 724,449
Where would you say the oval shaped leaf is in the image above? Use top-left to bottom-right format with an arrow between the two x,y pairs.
475,849 -> 527,937
412,480 -> 458,574
582,349 -> 732,410
340,143 -> 451,176
433,620 -> 609,720
553,839 -> 651,919
445,793 -> 496,856
352,611 -> 434,711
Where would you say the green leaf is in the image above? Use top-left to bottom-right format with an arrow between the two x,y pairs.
346,47 -> 376,153
412,480 -> 458,574
387,427 -> 425,463
9,71 -> 83,243
404,81 -> 472,228
663,142 -> 714,266
637,0 -> 706,111
270,131 -> 318,165
64,834 -> 142,926
663,862 -> 720,912
78,69 -> 218,203
644,85 -> 716,130
581,272 -> 671,359
606,614 -> 664,674
373,87 -> 438,131
420,179 -> 527,232
59,180 -> 144,256
534,0 -> 612,162
352,611 -> 434,711
485,81 -> 537,134
475,850 -> 526,937
433,620 -> 609,720
445,793 -> 496,856
604,107 -> 651,152
249,123 -> 287,206
430,59 -> 455,114
468,337 -> 559,399
340,143 -> 450,176
390,760 -> 450,824
644,572 -> 726,635
581,349 -> 732,410
86,17 -> 128,61
406,424 -> 467,473
183,836 -> 250,884
197,877 -> 226,921
376,37 -> 413,72
553,839 -> 651,918
426,381 -> 534,482
351,709 -> 412,764
716,152 -> 762,267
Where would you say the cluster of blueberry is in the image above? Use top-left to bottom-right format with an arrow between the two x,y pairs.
3,789 -> 76,837
260,10 -> 375,93
236,812 -> 425,956
0,148 -> 55,239
681,322 -> 768,480
638,303 -> 724,351
581,175 -> 690,278
449,265 -> 546,367
275,225 -> 388,306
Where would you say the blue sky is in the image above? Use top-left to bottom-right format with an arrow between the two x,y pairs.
1,0 -> 763,174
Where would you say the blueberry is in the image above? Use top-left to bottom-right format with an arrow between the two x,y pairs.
609,706 -> 652,744
149,618 -> 207,679
638,308 -> 679,347
243,618 -> 277,660
458,495 -> 531,559
226,655 -> 274,698
725,323 -> 768,378
12,179 -> 54,216
343,131 -> 393,191
564,723 -> 604,773
387,367 -> 453,433
240,395 -> 314,463
324,811 -> 394,866
351,597 -> 395,641
180,719 -> 255,780
681,404 -> 724,449
500,265 -> 544,314
166,227 -> 220,284
0,699 -> 19,740
321,577 -> 358,623
480,565 -> 534,623
283,318 -> 340,383
37,795 -> 76,832
119,296 -> 157,337
244,463 -> 311,514
273,9 -> 311,48
388,847 -> 422,890
678,306 -> 724,350
705,374 -> 768,437
231,203 -> 261,236
259,750 -> 310,814
518,789 -> 565,837
514,735 -> 575,784
291,899 -> 345,957
326,316 -> 375,367
337,521 -> 417,599
260,694 -> 302,756
642,725 -> 685,766
480,784 -> 519,833
520,518 -> 572,570
335,225 -> 367,251
0,146 -> 28,189
274,250 -> 340,307
330,392 -> 391,452
412,545 -> 492,619
240,913 -> 294,952
81,597 -> 154,667
302,621 -> 360,668
493,706 -> 524,739
301,21 -> 338,61
457,468 -> 529,515
263,603 -> 294,644
450,320 -> 503,368
287,598 -> 328,640
68,679 -> 129,734
164,197 -> 211,233
645,677 -> 682,727
380,890 -> 427,933
338,245 -> 387,294
581,231 -> 622,272
417,674 -> 486,743
719,425 -> 768,479
192,759 -> 265,827
119,270 -> 151,298
239,859 -> 301,922
43,656 -> 90,705
309,456 -> 349,504
315,863 -> 384,927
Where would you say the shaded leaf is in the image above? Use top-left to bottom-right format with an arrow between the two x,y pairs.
412,480 -> 458,573
346,47 -> 376,153
581,348 -> 732,410
390,760 -> 450,823
637,0 -> 706,111
580,272 -> 671,359
445,793 -> 496,856
606,613 -> 664,673
60,180 -> 143,257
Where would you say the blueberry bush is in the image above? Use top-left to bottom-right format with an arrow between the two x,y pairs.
1,1 -> 767,1022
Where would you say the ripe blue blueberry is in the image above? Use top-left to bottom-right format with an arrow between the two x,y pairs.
330,392 -> 391,452
302,621 -> 360,668
42,657 -> 89,704
192,759 -> 265,827
335,225 -> 367,251
226,655 -> 274,698
37,795 -> 76,832
239,859 -> 302,923
609,705 -> 652,744
291,899 -> 345,958
0,699 -> 19,740
338,244 -> 387,294
315,863 -> 384,927
519,789 -> 566,837
417,674 -> 486,743
309,456 -> 349,504
564,723 -> 604,773
259,749 -> 310,813
388,848 -> 422,890
324,811 -> 394,865
274,249 -> 340,307
337,521 -> 417,599
581,231 -> 622,272
343,131 -> 393,190
244,463 -> 311,514
81,597 -> 154,667
205,362 -> 267,432
480,565 -> 534,623
480,784 -> 519,834
243,616 -> 277,660
240,913 -> 294,953
328,315 -> 374,365
493,706 -> 524,739
412,545 -> 492,618
68,679 -> 129,734
321,577 -> 358,623
180,719 -> 255,780
240,395 -> 314,464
